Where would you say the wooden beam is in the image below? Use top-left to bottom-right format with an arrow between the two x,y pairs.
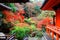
0,3 -> 12,10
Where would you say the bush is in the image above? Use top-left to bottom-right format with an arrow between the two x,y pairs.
10,26 -> 31,40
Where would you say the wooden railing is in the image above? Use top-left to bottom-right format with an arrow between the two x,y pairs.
46,25 -> 60,40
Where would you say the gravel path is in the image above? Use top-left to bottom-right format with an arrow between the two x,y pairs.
42,33 -> 52,40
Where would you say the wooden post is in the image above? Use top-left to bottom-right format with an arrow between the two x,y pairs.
48,29 -> 50,36
51,32 -> 54,40
46,28 -> 49,34
56,34 -> 59,40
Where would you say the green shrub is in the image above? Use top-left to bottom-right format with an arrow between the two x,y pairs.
10,26 -> 31,40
